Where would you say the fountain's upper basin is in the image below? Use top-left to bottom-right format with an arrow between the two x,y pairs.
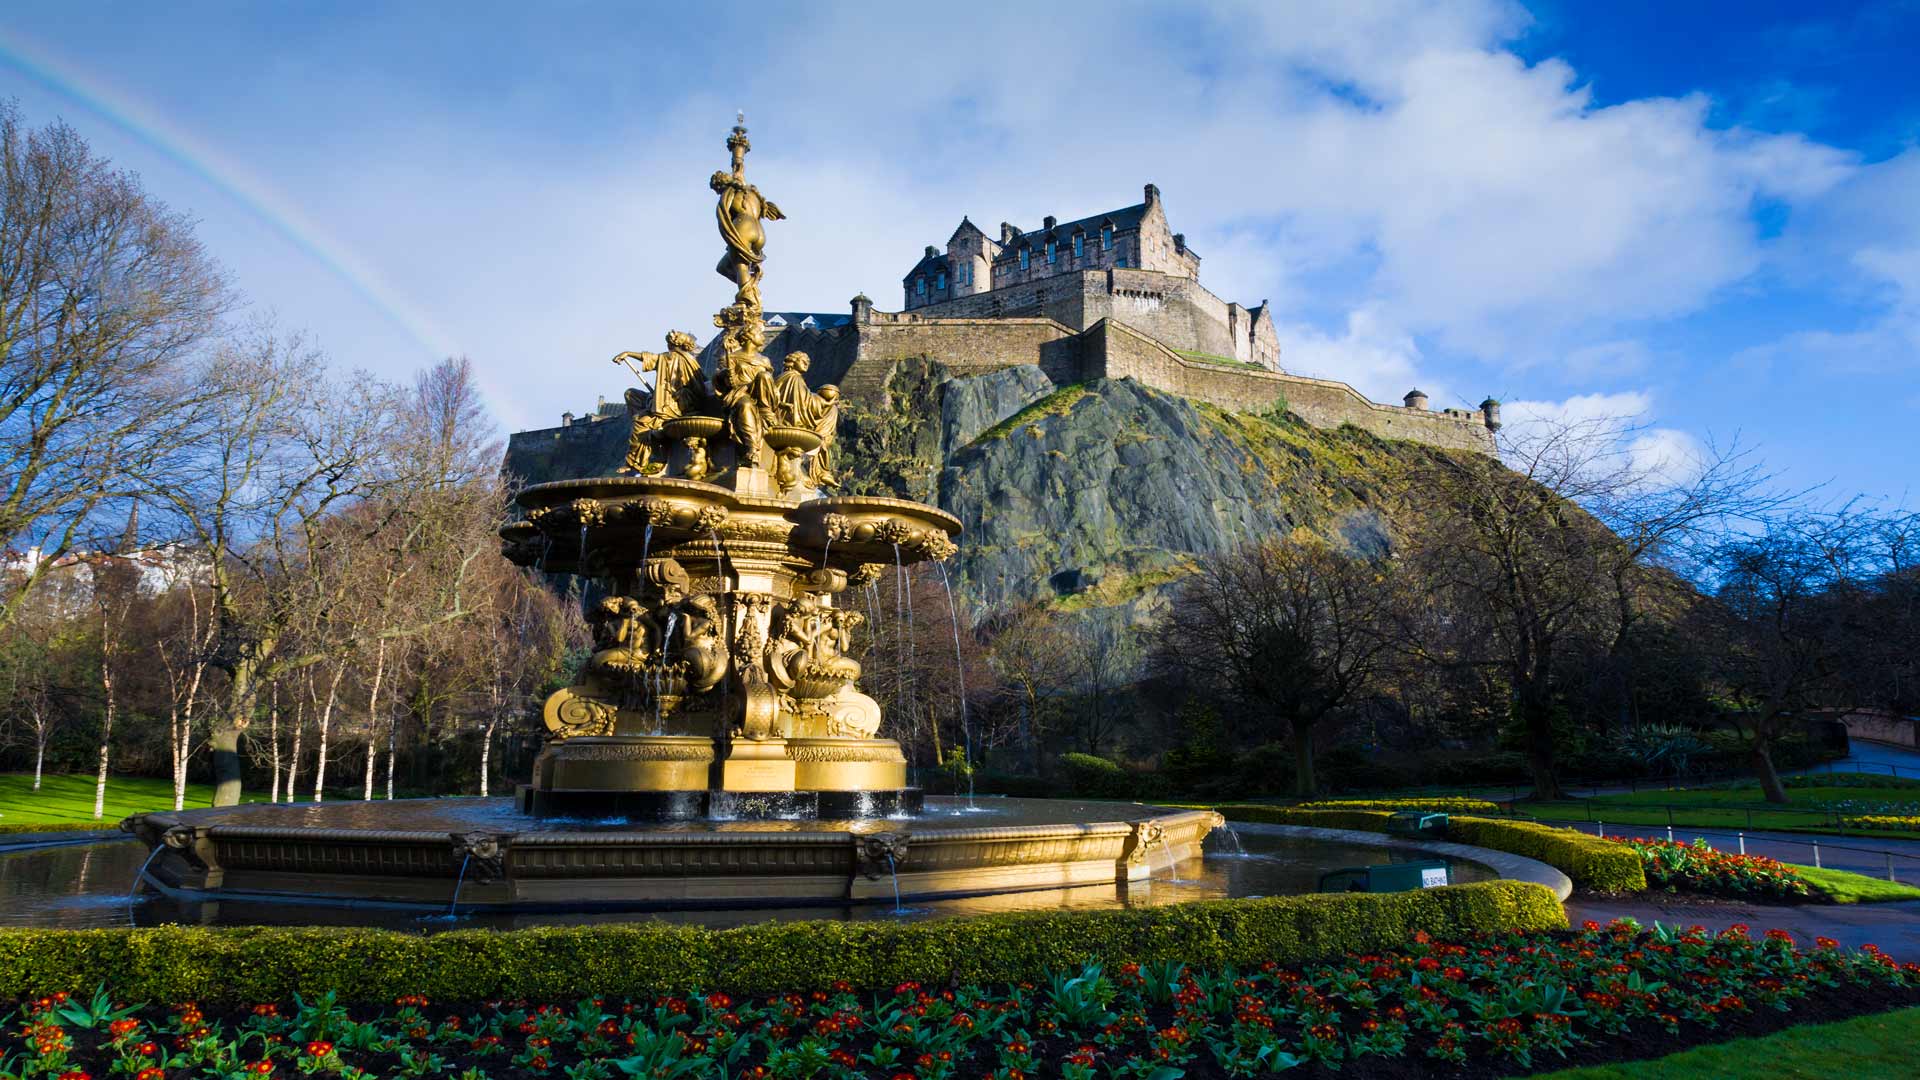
124,796 -> 1221,911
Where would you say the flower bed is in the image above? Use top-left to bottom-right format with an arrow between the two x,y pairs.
1614,838 -> 1811,901
1295,797 -> 1502,814
6,925 -> 1915,1079
1841,814 -> 1920,832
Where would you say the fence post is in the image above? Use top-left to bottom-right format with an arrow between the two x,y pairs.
1812,842 -> 1821,870
1666,824 -> 1675,843
1596,821 -> 1605,838
1738,833 -> 1746,856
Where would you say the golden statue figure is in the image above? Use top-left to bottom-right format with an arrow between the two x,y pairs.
712,119 -> 784,304
613,330 -> 705,419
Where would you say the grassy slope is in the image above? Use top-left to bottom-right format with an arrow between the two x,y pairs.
1788,864 -> 1920,903
1533,1006 -> 1920,1079
1526,777 -> 1920,839
0,772 -> 269,827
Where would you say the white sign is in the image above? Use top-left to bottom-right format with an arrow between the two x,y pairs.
1420,866 -> 1449,889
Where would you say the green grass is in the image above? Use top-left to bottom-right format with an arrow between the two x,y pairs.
1524,777 -> 1920,840
1172,349 -> 1268,372
1533,1006 -> 1920,1078
0,772 -> 270,827
1788,864 -> 1920,903
971,383 -> 1091,442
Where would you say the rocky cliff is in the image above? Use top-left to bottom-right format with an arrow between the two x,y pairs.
502,360 -> 1481,618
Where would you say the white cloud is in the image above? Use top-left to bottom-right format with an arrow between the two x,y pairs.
1503,391 -> 1707,486
1273,306 -> 1434,405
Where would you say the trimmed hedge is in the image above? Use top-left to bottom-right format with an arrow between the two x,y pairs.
1295,797 -> 1501,814
0,881 -> 1564,1003
1214,805 -> 1648,893
0,822 -> 111,836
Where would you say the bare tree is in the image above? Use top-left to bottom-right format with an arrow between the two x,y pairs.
1067,615 -> 1138,758
1152,534 -> 1397,795
85,541 -> 143,819
1399,412 -> 1780,799
1696,506 -> 1903,802
0,102 -> 228,628
983,602 -> 1078,775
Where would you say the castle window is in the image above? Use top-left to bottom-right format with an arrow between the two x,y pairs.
1115,255 -> 1127,268
1046,240 -> 1056,264
1020,248 -> 1030,270
916,277 -> 926,296
1101,225 -> 1113,250
936,271 -> 945,290
1073,233 -> 1084,259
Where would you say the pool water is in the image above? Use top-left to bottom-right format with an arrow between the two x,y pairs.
0,829 -> 1492,931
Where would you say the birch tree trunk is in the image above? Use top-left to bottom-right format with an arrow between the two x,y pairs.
94,607 -> 117,820
268,684 -> 282,805
362,639 -> 387,801
313,661 -> 344,802
284,689 -> 304,803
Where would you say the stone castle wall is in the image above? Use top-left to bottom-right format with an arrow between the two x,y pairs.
1082,320 -> 1496,453
908,268 -> 1272,368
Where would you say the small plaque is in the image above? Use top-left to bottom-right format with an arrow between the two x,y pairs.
1420,866 -> 1450,889
722,760 -> 796,792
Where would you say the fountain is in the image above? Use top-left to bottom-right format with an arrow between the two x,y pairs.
116,121 -> 1221,915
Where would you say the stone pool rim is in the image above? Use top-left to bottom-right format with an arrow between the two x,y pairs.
1227,821 -> 1574,901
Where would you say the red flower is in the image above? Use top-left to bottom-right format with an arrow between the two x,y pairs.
303,1041 -> 333,1057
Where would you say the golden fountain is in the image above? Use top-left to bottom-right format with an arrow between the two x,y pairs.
117,123 -> 1221,915
498,117 -> 958,819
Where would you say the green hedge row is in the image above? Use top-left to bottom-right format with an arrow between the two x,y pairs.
0,881 -> 1564,1003
0,822 -> 111,836
1213,806 -> 1648,893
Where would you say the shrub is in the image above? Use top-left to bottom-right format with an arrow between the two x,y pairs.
0,822 -> 109,836
1056,752 -> 1167,799
0,881 -> 1565,1003
1614,837 -> 1809,901
1296,797 -> 1502,814
1212,806 -> 1648,893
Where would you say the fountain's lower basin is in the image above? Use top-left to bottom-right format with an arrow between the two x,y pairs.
122,797 -> 1222,910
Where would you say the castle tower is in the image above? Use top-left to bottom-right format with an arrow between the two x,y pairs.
945,216 -> 997,298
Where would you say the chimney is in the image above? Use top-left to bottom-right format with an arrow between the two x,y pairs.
1000,222 -> 1017,244
1043,215 -> 1057,231
1144,183 -> 1160,206
1173,233 -> 1186,253
1404,389 -> 1429,411
924,245 -> 937,258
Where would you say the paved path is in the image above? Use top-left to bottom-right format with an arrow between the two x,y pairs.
1566,895 -> 1920,963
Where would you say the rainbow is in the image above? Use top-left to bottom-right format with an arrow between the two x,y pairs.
0,28 -> 460,362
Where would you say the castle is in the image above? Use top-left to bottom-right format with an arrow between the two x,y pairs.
508,184 -> 1503,479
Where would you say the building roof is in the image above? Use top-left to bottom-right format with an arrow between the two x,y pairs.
948,216 -> 988,245
764,312 -> 851,330
1005,201 -> 1149,247
902,248 -> 949,283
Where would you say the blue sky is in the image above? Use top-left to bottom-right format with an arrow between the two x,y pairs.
3,1 -> 1916,502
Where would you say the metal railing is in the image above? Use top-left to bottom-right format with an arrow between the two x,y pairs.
1560,818 -> 1920,885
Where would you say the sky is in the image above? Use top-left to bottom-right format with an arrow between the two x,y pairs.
3,1 -> 1917,503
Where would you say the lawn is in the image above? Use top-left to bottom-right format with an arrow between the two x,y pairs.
1535,1005 -> 1920,1078
1791,863 -> 1920,903
0,772 -> 271,828
1524,773 -> 1920,839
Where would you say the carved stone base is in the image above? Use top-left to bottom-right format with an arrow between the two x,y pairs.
530,735 -> 715,808
717,738 -> 798,792
788,737 -> 908,791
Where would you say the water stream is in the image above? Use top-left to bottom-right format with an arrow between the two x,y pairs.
125,845 -> 162,926
655,612 -> 679,734
937,562 -> 975,808
448,852 -> 472,918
